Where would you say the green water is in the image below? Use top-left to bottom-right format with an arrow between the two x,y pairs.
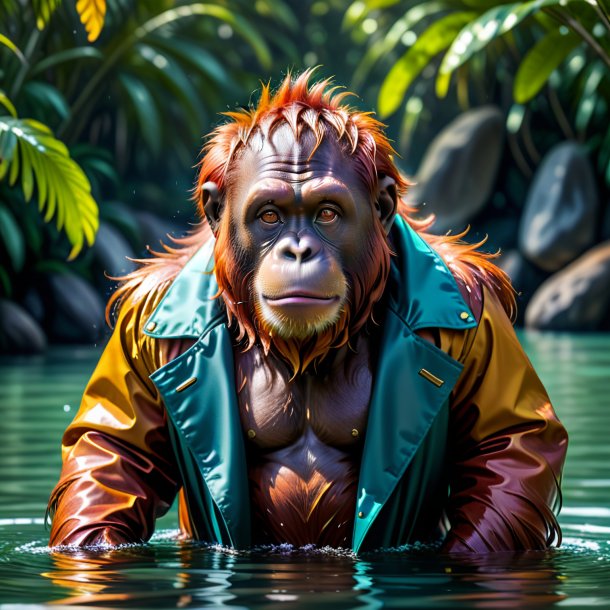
0,333 -> 609,609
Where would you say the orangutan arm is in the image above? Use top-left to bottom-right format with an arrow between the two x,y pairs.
440,286 -> 568,552
47,294 -> 179,546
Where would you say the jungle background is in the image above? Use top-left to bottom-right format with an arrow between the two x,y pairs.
1,0 -> 610,353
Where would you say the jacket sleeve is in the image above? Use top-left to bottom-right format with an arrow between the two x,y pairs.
440,286 -> 568,552
47,293 -> 180,546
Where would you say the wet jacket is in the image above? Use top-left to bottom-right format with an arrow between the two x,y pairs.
48,217 -> 568,552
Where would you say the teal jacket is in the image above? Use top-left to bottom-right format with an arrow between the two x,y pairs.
143,216 -> 477,552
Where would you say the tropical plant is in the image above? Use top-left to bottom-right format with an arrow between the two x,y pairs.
345,0 -> 610,185
0,0 -> 297,317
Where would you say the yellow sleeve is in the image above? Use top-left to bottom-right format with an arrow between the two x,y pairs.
47,292 -> 179,546
440,286 -> 568,552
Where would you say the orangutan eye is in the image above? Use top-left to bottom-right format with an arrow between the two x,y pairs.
316,207 -> 339,224
260,210 -> 280,224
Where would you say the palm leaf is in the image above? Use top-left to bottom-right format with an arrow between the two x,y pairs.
353,2 -> 450,89
436,0 -> 593,97
76,0 -> 107,42
31,47 -> 104,75
32,0 -> 62,30
0,204 -> 25,271
133,4 -> 273,69
0,33 -> 26,64
0,90 -> 17,118
117,73 -> 162,155
378,11 -> 477,118
0,118 -> 99,259
514,29 -> 580,103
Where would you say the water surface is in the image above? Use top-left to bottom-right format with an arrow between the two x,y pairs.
0,333 -> 609,609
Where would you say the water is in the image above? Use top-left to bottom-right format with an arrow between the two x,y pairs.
0,333 -> 609,609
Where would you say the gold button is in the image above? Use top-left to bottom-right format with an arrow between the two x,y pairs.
247,429 -> 256,439
358,511 -> 364,518
146,321 -> 157,331
460,312 -> 470,320
351,428 -> 359,438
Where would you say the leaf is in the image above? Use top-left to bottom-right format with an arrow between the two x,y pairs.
598,0 -> 610,19
147,35 -> 239,92
32,0 -> 62,30
353,2 -> 449,89
23,81 -> 70,120
0,90 -> 17,118
0,33 -> 26,64
136,44 -> 207,133
31,47 -> 104,75
76,0 -> 107,42
0,118 -> 99,259
378,11 -> 477,118
343,1 -> 368,29
117,73 -> 162,155
134,4 -> 273,69
0,204 -> 25,271
575,62 -> 606,133
437,0 -> 590,97
514,30 -> 580,103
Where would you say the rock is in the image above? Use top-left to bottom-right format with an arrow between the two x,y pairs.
601,200 -> 610,242
497,250 -> 549,326
44,273 -> 105,343
525,241 -> 610,331
21,287 -> 45,324
471,213 -> 520,253
406,106 -> 505,234
92,221 -> 136,279
519,142 -> 598,272
133,211 -> 183,251
0,299 -> 47,354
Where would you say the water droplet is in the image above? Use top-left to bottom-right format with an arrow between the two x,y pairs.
63,404 -> 71,412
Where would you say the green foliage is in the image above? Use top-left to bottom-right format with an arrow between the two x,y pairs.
0,0 -> 300,311
349,0 -> 610,187
378,11 -> 477,117
514,29 -> 580,103
32,0 -> 62,30
0,204 -> 25,272
0,117 -> 99,259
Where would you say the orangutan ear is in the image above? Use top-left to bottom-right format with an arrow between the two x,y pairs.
201,181 -> 223,235
375,173 -> 397,234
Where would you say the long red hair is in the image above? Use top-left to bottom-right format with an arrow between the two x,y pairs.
108,70 -> 515,369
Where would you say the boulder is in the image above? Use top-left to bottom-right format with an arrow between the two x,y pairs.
92,221 -> 136,279
406,106 -> 505,234
525,241 -> 610,331
44,273 -> 105,343
133,211 -> 183,251
519,142 -> 598,272
471,213 -> 520,253
0,299 -> 47,354
497,250 -> 549,326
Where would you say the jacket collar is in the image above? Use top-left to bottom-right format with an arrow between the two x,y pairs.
144,216 -> 476,338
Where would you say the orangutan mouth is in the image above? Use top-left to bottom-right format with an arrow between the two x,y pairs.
264,293 -> 340,307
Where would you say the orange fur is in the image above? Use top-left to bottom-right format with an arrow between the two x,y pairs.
107,70 -> 516,362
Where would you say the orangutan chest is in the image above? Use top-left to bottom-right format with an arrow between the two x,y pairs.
234,349 -> 373,449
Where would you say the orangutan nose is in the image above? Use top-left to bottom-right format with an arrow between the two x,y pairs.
276,233 -> 321,263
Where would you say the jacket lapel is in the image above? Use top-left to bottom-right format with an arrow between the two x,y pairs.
149,324 -> 251,547
144,239 -> 251,547
352,312 -> 464,552
352,217 -> 477,552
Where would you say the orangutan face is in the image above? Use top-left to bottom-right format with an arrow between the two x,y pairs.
226,125 -> 384,339
203,124 -> 397,357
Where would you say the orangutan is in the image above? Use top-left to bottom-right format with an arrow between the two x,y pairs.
47,71 -> 567,553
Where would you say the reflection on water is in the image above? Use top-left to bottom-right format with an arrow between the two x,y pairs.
0,333 -> 609,608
